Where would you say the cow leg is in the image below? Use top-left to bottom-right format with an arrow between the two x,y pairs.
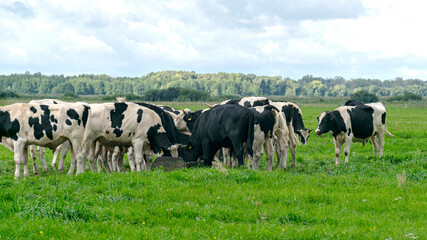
13,141 -> 25,179
370,135 -> 379,157
144,154 -> 153,171
88,148 -> 98,173
71,141 -> 87,175
52,146 -> 60,169
275,149 -> 281,169
343,138 -> 351,164
67,146 -> 77,175
22,146 -> 30,177
282,147 -> 289,169
223,148 -> 232,167
133,141 -> 144,172
333,138 -> 342,165
29,145 -> 38,174
116,147 -> 125,172
58,141 -> 70,172
127,147 -> 136,172
252,149 -> 263,170
231,142 -> 244,168
265,139 -> 274,171
290,140 -> 297,167
378,132 -> 385,157
99,146 -> 110,172
107,148 -> 113,170
200,140 -> 212,165
36,146 -> 48,172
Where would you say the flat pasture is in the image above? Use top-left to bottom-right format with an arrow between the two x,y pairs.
0,101 -> 425,239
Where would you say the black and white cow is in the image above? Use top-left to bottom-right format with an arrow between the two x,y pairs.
29,99 -> 78,172
220,96 -> 270,107
248,105 -> 289,171
0,102 -> 91,179
158,105 -> 192,134
82,102 -> 177,172
178,104 -> 254,167
315,102 -> 394,165
269,101 -> 311,168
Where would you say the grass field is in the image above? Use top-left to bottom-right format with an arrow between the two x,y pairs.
0,100 -> 426,239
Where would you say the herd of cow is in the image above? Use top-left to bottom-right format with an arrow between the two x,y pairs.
0,97 -> 393,179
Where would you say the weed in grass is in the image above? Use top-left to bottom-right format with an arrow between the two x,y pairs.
212,159 -> 228,176
397,170 -> 407,187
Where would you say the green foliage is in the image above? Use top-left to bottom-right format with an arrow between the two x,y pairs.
144,87 -> 209,101
387,92 -> 423,101
63,92 -> 79,99
0,72 -> 426,98
0,91 -> 19,98
101,94 -> 144,101
350,90 -> 379,103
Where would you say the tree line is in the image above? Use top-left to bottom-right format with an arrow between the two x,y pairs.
0,71 -> 425,97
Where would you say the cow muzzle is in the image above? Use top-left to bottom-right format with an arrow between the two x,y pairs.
315,129 -> 320,135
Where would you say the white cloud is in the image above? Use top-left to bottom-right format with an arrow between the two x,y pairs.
0,0 -> 425,79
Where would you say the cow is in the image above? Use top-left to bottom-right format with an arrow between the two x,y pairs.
158,105 -> 192,134
29,99 -> 83,172
220,96 -> 271,107
178,104 -> 254,167
248,105 -> 290,171
269,101 -> 311,168
315,102 -> 394,165
82,102 -> 178,173
0,102 -> 91,179
216,98 -> 308,169
106,103 -> 191,172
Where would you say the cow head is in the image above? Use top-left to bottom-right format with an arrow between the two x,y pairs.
177,141 -> 202,163
296,128 -> 312,144
183,110 -> 204,132
173,109 -> 192,134
315,111 -> 333,136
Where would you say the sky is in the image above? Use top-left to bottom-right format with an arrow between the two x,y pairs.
0,0 -> 426,80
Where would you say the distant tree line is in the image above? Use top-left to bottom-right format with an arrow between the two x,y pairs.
0,71 -> 425,97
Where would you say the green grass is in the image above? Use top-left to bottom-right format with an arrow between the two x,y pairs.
0,101 -> 426,239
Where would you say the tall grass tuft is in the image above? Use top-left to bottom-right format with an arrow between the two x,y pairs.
397,169 -> 407,187
212,159 -> 228,176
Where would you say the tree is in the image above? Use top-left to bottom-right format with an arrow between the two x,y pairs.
349,90 -> 378,103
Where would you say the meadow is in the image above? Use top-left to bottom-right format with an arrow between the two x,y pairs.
0,100 -> 425,239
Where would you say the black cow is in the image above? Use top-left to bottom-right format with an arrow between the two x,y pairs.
178,105 -> 254,167
315,102 -> 394,165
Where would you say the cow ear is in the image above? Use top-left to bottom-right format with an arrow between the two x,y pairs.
308,129 -> 313,132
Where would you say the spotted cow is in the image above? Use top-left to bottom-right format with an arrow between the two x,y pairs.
269,101 -> 311,168
82,102 -> 178,172
315,101 -> 394,165
0,102 -> 91,179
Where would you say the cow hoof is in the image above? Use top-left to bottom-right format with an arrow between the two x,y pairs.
58,168 -> 64,172
51,163 -> 56,168
43,167 -> 49,172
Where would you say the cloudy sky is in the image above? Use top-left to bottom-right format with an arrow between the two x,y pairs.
1,0 -> 426,80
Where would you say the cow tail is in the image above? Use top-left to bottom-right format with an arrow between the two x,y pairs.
383,114 -> 394,137
246,111 -> 255,157
385,127 -> 394,137
289,121 -> 301,146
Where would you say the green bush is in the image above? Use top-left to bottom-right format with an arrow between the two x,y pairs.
387,92 -> 422,101
144,88 -> 209,101
349,90 -> 378,103
0,91 -> 19,98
